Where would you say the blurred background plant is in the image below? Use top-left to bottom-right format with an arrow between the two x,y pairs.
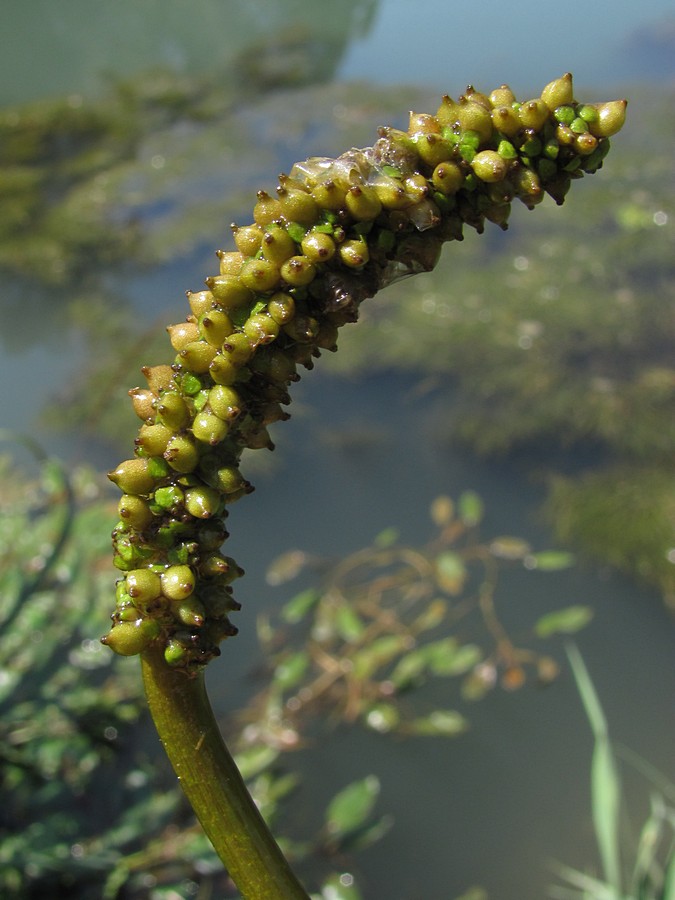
0,444 -> 587,898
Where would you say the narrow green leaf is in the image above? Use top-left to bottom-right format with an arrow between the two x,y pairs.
335,604 -> 365,642
406,709 -> 468,737
324,776 -> 380,839
281,587 -> 321,624
426,638 -> 482,676
458,490 -> 483,526
372,526 -> 399,548
524,550 -> 575,571
434,551 -> 468,595
535,605 -> 593,638
352,635 -> 407,679
273,651 -> 310,691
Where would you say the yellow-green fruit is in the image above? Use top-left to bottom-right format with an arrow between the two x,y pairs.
339,239 -> 369,268
164,434 -> 199,473
587,100 -> 627,137
540,73 -> 574,111
103,620 -> 155,656
126,568 -> 162,604
261,225 -> 296,265
243,312 -> 280,345
199,309 -> 234,346
471,150 -> 508,183
173,596 -> 206,627
518,99 -> 549,131
222,332 -> 253,365
414,133 -> 453,167
205,275 -> 254,309
208,385 -> 242,421
156,391 -> 191,430
118,495 -> 154,530
435,94 -> 460,127
456,99 -> 493,141
277,187 -> 321,225
408,111 -> 441,135
128,387 -> 156,421
239,257 -> 281,293
345,184 -> 382,221
142,365 -> 174,394
489,84 -> 516,107
167,321 -> 200,351
253,190 -> 283,225
136,423 -> 173,456
267,292 -> 296,324
179,340 -> 218,374
108,458 -> 156,495
432,161 -> 464,195
208,353 -> 238,386
217,250 -> 244,275
490,105 -> 521,137
232,223 -> 263,256
280,255 -> 317,286
187,289 -> 215,319
192,410 -> 229,445
161,565 -> 196,601
311,180 -> 345,210
184,485 -> 222,518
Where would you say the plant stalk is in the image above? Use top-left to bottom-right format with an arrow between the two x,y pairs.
141,645 -> 310,900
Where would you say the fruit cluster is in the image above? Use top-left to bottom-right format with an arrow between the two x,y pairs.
104,74 -> 626,671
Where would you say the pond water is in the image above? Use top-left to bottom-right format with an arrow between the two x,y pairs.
2,2 -> 674,898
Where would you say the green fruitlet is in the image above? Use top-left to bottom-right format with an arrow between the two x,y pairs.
105,73 -> 626,669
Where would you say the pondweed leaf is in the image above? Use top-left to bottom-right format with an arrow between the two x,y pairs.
535,605 -> 593,637
324,776 -> 380,840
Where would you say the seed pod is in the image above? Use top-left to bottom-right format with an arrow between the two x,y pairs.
243,312 -> 280,345
208,352 -> 238,386
345,184 -> 382,221
489,84 -> 516,107
167,321 -> 200,351
253,190 -> 283,225
414,133 -> 453,168
277,186 -> 321,225
161,565 -> 196,601
205,275 -> 254,309
518,99 -> 549,132
102,620 -> 156,656
179,340 -> 218,374
108,458 -> 157,495
339,239 -> 370,268
540,73 -> 574,111
142,365 -> 174,394
232,223 -> 263,256
128,387 -> 156,421
267,291 -> 296,324
471,150 -> 508,183
173,596 -> 207,627
456,99 -> 493,142
199,308 -> 234,346
491,105 -> 521,137
432,161 -> 464,195
217,250 -> 245,275
118,495 -> 154,531
435,94 -> 460,127
155,390 -> 191,430
126,568 -> 162,604
587,100 -> 627,138
280,255 -> 317,287
184,486 -> 222,518
261,224 -> 297,265
239,257 -> 282,293
136,422 -> 173,456
222,332 -> 253,366
187,289 -> 215,319
208,385 -> 243,421
164,434 -> 199,474
192,410 -> 230,445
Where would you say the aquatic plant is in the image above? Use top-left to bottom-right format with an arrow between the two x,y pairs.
103,75 -> 626,898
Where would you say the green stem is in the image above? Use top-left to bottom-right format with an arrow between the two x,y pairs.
141,646 -> 310,900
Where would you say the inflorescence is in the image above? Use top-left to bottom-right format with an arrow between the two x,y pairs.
104,74 -> 626,672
